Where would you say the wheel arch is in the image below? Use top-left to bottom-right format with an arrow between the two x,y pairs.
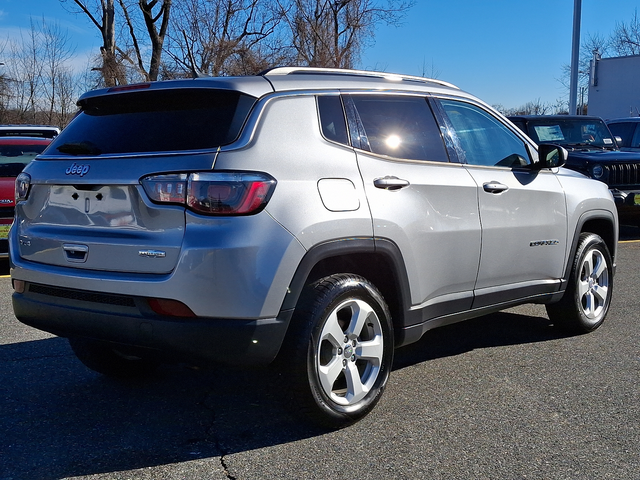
563,210 -> 618,287
279,237 -> 417,344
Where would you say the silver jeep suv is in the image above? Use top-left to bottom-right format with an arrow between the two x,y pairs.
10,67 -> 618,427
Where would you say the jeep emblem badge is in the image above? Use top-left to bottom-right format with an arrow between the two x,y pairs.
66,163 -> 90,176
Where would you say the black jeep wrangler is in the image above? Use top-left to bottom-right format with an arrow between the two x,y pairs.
509,115 -> 640,226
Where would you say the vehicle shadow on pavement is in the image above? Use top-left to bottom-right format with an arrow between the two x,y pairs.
392,309 -> 565,371
0,309 -> 567,480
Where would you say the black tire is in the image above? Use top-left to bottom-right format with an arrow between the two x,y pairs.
546,233 -> 613,334
283,274 -> 394,429
68,337 -> 160,379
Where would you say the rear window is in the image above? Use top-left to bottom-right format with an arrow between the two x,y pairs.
49,89 -> 256,155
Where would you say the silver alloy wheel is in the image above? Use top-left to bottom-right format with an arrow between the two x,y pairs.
578,247 -> 609,320
316,298 -> 384,406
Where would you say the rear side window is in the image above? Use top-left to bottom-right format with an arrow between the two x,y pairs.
49,89 -> 256,155
317,95 -> 349,145
351,95 -> 449,162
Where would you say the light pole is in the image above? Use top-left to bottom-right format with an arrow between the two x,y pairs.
569,0 -> 582,115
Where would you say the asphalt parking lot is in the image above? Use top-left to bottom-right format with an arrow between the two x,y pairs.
1,232 -> 639,480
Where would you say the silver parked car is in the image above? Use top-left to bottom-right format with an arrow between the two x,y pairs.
10,68 -> 618,427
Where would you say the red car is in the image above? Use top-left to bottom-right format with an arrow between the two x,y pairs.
0,136 -> 52,257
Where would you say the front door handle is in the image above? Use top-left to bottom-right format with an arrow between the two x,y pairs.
373,176 -> 410,191
483,181 -> 509,194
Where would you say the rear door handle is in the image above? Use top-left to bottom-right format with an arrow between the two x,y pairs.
483,181 -> 509,194
373,176 -> 410,191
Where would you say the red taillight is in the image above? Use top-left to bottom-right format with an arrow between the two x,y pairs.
148,298 -> 196,318
141,171 -> 276,216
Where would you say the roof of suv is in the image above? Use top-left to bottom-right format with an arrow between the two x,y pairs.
0,125 -> 60,138
607,117 -> 640,123
76,67 -> 468,104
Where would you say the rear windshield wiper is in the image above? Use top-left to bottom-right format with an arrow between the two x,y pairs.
56,142 -> 102,155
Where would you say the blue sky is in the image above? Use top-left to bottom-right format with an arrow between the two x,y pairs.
1,0 -> 639,108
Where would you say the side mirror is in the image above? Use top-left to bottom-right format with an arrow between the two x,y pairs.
536,144 -> 567,169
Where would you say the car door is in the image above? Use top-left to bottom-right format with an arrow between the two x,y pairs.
345,93 -> 482,321
436,98 -> 567,308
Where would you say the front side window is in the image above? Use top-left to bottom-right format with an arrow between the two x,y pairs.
350,94 -> 449,162
440,100 -> 531,167
48,89 -> 256,156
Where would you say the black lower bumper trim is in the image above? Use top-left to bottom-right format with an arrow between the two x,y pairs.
12,289 -> 292,366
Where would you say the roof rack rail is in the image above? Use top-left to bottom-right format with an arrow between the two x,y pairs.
262,66 -> 459,90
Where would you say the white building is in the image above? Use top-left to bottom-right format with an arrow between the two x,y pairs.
588,53 -> 640,119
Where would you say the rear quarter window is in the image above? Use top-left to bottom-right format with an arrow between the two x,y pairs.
49,89 -> 256,155
317,95 -> 349,145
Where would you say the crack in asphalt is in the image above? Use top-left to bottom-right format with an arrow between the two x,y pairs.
195,384 -> 238,480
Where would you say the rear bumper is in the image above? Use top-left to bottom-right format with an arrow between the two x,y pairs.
12,282 -> 292,366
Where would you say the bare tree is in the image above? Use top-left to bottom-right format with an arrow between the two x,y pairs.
420,56 -> 440,79
40,19 -> 77,124
496,98 -> 553,117
557,9 -> 640,113
63,0 -> 126,86
5,21 -> 47,123
279,0 -> 414,68
63,0 -> 172,84
118,0 -> 172,81
610,9 -> 640,56
167,0 -> 287,77
0,40 -> 9,122
557,33 -> 609,112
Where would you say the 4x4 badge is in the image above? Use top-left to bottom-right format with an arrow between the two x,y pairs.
66,163 -> 90,176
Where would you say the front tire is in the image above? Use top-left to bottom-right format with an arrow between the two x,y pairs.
285,274 -> 394,428
546,233 -> 613,333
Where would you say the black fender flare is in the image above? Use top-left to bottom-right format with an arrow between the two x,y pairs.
278,237 -> 417,327
561,209 -> 617,291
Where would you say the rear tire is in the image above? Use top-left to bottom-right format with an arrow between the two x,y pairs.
283,274 -> 394,429
69,337 -> 160,379
546,233 -> 613,334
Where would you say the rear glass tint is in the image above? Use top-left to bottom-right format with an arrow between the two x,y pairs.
317,95 -> 349,145
49,89 -> 256,155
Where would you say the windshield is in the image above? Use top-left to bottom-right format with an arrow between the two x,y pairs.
48,88 -> 256,156
526,118 -> 615,148
0,140 -> 50,176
